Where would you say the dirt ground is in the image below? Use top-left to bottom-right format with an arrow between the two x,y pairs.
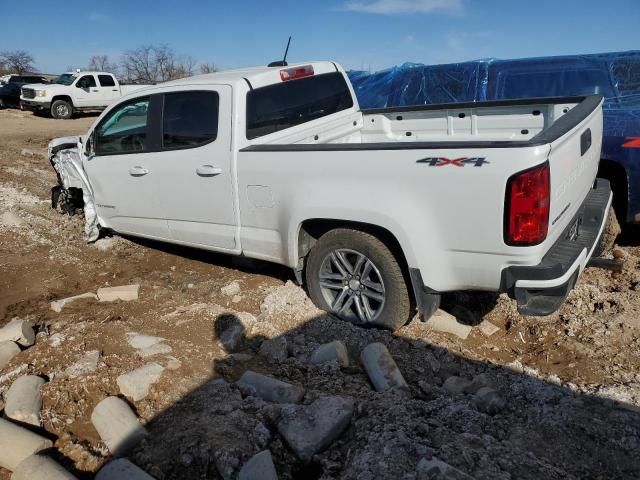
1,108 -> 639,479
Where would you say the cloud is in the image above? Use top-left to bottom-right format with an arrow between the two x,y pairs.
343,0 -> 462,15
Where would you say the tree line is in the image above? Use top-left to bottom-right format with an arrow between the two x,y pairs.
0,46 -> 218,82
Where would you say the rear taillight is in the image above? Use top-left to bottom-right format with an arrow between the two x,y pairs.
280,65 -> 314,81
504,162 -> 550,246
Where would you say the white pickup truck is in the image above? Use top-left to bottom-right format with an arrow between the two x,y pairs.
20,71 -> 151,119
48,61 -> 612,330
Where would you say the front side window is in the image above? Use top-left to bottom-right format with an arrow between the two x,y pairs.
162,91 -> 219,149
246,72 -> 354,140
98,75 -> 116,87
76,75 -> 96,89
95,97 -> 150,156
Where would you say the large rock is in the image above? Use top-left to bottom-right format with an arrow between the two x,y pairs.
238,450 -> 278,480
360,343 -> 408,392
0,418 -> 53,471
5,375 -> 45,426
310,341 -> 349,367
95,458 -> 155,480
277,396 -> 354,462
64,350 -> 100,378
91,396 -> 147,456
117,363 -> 164,401
0,319 -> 35,347
0,341 -> 21,370
11,454 -> 78,480
236,371 -> 304,404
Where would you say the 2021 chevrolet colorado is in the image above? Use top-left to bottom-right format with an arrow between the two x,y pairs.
48,61 -> 612,330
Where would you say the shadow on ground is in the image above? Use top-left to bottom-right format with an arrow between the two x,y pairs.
107,304 -> 640,479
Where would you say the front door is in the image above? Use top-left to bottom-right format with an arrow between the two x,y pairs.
150,87 -> 237,251
73,74 -> 99,107
85,95 -> 171,239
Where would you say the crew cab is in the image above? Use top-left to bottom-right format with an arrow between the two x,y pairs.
20,71 -> 151,119
0,74 -> 49,108
48,61 -> 612,330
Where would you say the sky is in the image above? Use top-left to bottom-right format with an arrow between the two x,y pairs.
1,0 -> 639,74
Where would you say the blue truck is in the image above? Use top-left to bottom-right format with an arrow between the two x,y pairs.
349,50 -> 640,224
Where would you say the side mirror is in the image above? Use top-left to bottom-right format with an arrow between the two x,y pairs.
85,131 -> 96,158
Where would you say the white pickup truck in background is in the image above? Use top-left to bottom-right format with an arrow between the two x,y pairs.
48,61 -> 612,330
20,71 -> 152,119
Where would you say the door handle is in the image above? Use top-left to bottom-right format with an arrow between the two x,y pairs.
128,166 -> 149,177
91,89 -> 99,92
112,89 -> 118,92
196,165 -> 223,177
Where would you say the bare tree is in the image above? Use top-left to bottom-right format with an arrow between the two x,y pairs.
0,50 -> 35,74
88,54 -> 118,73
199,62 -> 218,74
120,45 -> 196,83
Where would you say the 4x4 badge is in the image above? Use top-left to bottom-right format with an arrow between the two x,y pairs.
416,157 -> 489,167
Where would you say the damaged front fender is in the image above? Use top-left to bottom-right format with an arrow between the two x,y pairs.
48,136 -> 99,242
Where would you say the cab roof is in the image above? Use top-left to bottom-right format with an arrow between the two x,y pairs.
160,61 -> 341,90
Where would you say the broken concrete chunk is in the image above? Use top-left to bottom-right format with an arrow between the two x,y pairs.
310,341 -> 349,368
478,320 -> 500,337
5,375 -> 45,427
360,343 -> 409,393
12,454 -> 79,480
50,292 -> 98,313
417,456 -> 473,480
0,341 -> 21,370
473,387 -> 506,414
237,371 -> 304,404
238,450 -> 278,480
442,376 -> 472,396
0,418 -> 53,471
259,337 -> 288,363
97,284 -> 139,302
221,281 -> 241,297
126,333 -> 165,350
91,396 -> 147,456
0,318 -> 35,347
425,309 -> 472,340
117,363 -> 165,401
95,458 -> 155,480
64,350 -> 100,378
138,343 -> 172,358
93,238 -> 116,252
277,396 -> 354,463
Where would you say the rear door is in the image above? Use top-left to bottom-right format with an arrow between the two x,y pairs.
97,74 -> 121,106
152,86 -> 238,251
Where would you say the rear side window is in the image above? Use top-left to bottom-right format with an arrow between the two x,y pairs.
162,91 -> 219,149
95,97 -> 150,155
98,75 -> 116,87
246,72 -> 353,140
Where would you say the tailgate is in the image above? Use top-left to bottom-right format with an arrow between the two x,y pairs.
545,95 -> 604,242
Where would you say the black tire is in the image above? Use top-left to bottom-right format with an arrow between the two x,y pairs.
305,228 -> 411,330
594,206 -> 621,257
51,99 -> 73,119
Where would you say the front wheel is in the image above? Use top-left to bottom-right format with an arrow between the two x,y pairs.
305,228 -> 411,330
51,100 -> 73,119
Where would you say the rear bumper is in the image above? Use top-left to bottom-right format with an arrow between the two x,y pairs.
20,99 -> 50,111
500,178 -> 613,316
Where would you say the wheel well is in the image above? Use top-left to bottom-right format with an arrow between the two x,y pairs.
51,95 -> 73,107
598,159 -> 628,222
297,218 -> 411,281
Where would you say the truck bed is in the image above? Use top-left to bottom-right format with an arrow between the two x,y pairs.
248,96 -> 601,149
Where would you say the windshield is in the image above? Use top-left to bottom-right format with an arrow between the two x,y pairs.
53,74 -> 77,86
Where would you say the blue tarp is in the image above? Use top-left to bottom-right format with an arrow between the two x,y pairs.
348,51 -> 640,222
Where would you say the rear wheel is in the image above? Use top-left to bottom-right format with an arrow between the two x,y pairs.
305,228 -> 411,330
51,100 -> 73,119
